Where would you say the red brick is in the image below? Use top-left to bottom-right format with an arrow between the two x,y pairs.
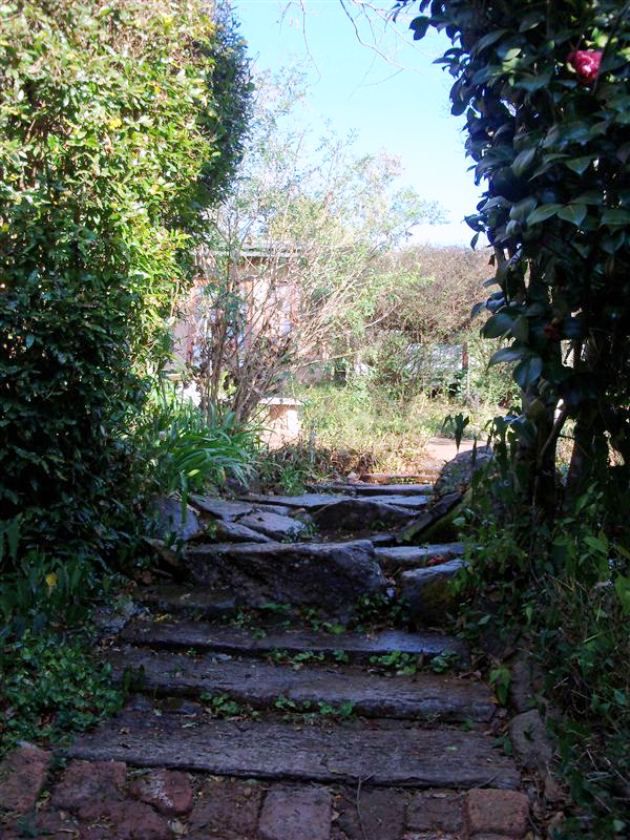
465,789 -> 529,838
407,790 -> 464,833
335,787 -> 405,840
259,785 -> 332,840
51,759 -> 127,813
188,778 -> 263,838
80,800 -> 170,839
0,743 -> 51,815
129,768 -> 193,815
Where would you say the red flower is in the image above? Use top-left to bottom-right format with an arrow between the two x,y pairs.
568,50 -> 603,83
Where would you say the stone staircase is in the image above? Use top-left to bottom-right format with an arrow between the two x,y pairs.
1,478 -> 532,840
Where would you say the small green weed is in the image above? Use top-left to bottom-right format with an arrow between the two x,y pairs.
200,692 -> 253,719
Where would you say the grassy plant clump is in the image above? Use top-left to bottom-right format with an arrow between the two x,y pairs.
133,385 -> 259,502
254,380 -> 504,491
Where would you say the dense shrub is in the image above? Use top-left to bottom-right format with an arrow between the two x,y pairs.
0,1 -> 249,556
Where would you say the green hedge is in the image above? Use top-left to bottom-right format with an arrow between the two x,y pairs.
0,1 -> 248,554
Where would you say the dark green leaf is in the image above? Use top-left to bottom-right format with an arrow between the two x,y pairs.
512,147 -> 537,177
526,204 -> 562,224
514,356 -> 542,390
409,16 -> 430,40
483,311 -> 514,338
489,346 -> 527,366
557,204 -> 587,226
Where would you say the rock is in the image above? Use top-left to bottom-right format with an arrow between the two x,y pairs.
508,709 -> 553,772
51,759 -> 127,812
313,499 -> 417,533
190,495 -> 254,520
375,543 -> 465,571
434,446 -> 492,498
357,494 -> 431,509
465,788 -> 530,838
188,778 -> 263,838
80,800 -> 171,839
311,482 -> 434,496
399,559 -> 466,623
0,743 -> 51,815
152,497 -> 203,542
212,518 -> 274,543
129,768 -> 193,816
253,502 -> 294,516
258,786 -> 332,840
508,651 -> 542,714
239,510 -> 308,541
406,790 -> 464,833
399,492 -> 462,543
186,540 -> 386,614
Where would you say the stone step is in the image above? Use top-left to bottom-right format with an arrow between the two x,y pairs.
239,493 -> 347,510
135,584 -> 238,619
354,494 -> 432,509
184,540 -> 385,617
121,618 -> 469,664
109,648 -> 495,721
375,542 -> 465,571
309,482 -> 434,496
359,472 -> 440,484
312,499 -> 417,532
66,711 -> 521,789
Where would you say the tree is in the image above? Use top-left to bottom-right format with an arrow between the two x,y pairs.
185,72 -> 444,422
398,0 -> 629,511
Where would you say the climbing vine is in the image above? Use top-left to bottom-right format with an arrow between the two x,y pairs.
397,0 -> 630,508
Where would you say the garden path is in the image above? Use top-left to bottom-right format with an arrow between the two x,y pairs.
1,471 -> 532,840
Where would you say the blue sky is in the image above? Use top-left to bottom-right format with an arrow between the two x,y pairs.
233,0 -> 484,245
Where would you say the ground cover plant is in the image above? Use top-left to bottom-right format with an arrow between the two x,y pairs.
398,0 -> 630,834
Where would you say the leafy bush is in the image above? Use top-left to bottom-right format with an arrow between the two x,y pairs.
457,465 -> 629,835
134,386 -> 259,500
0,0 -> 249,556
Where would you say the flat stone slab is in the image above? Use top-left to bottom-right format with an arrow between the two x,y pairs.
190,496 -> 255,520
66,713 -> 520,789
375,543 -> 465,570
121,620 -> 469,664
109,648 -> 494,721
239,510 -> 308,540
186,540 -> 385,614
240,493 -> 347,510
313,499 -> 417,532
213,519 -> 274,544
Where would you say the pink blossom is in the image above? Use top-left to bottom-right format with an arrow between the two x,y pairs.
568,50 -> 603,83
